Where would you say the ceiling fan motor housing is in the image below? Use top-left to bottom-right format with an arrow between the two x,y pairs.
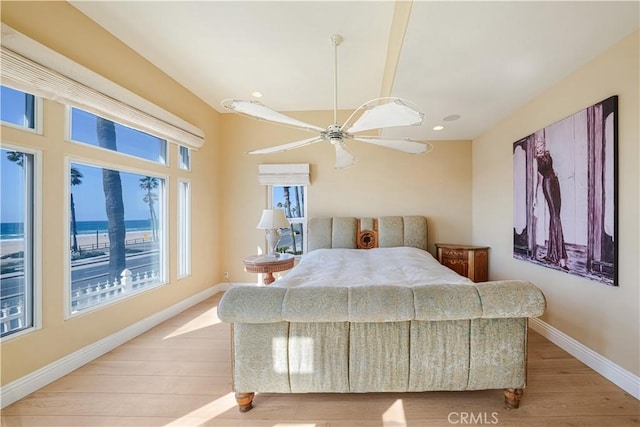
323,124 -> 348,143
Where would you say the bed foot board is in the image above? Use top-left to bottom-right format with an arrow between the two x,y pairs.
503,388 -> 523,409
235,392 -> 255,412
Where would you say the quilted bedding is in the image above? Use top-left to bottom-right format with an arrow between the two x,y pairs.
271,247 -> 474,288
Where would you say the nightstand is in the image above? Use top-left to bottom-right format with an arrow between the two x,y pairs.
242,253 -> 295,285
435,244 -> 489,283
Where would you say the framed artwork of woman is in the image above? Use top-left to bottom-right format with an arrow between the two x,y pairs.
513,96 -> 618,286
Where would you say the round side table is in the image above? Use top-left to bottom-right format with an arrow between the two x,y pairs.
242,253 -> 295,285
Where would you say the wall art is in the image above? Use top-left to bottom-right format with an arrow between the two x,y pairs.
513,96 -> 618,285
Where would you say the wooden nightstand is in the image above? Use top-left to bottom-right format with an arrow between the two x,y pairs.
243,254 -> 295,285
435,244 -> 489,283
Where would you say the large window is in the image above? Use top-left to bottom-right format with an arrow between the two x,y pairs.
68,160 -> 165,314
70,108 -> 167,164
1,147 -> 37,337
271,185 -> 306,255
68,109 -> 169,314
1,85 -> 38,131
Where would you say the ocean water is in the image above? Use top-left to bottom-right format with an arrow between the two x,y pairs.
1,220 -> 152,240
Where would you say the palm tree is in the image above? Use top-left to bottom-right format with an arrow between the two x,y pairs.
139,176 -> 159,242
6,151 -> 24,166
6,152 -> 86,254
283,186 -> 298,254
96,117 -> 126,283
69,167 -> 83,253
293,186 -> 303,254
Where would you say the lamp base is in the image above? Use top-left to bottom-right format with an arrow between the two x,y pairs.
265,228 -> 281,256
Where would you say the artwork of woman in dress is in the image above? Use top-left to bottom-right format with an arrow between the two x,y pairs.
512,96 -> 618,286
533,131 -> 568,270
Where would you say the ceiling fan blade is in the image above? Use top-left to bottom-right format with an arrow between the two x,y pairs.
222,99 -> 325,133
331,139 -> 356,169
246,136 -> 323,155
343,98 -> 425,134
353,136 -> 433,154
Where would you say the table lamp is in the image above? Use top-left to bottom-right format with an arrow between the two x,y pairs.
256,209 -> 290,257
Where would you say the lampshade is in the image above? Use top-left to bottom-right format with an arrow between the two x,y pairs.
256,209 -> 290,230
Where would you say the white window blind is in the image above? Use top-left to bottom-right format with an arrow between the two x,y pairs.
0,25 -> 204,149
258,164 -> 310,186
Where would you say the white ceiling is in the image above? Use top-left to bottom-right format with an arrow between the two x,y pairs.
70,1 -> 638,141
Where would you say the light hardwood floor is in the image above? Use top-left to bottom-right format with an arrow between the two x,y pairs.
2,293 -> 638,426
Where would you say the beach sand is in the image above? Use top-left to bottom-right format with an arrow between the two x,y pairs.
1,231 -> 153,257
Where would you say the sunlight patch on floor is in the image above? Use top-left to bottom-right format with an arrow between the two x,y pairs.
163,392 -> 236,426
162,306 -> 221,339
382,399 -> 407,427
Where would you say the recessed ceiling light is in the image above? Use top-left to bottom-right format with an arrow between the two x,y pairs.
443,114 -> 461,122
251,91 -> 263,98
433,125 -> 445,131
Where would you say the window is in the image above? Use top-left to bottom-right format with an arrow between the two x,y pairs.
258,164 -> 309,255
178,179 -> 191,277
179,145 -> 190,170
1,85 -> 38,131
2,35 -> 203,320
70,108 -> 167,164
68,161 -> 165,314
271,185 -> 306,255
1,147 -> 38,337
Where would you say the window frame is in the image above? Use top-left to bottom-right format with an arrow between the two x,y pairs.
178,145 -> 191,171
268,184 -> 308,255
177,178 -> 191,279
63,156 -> 169,318
0,85 -> 43,135
0,143 -> 42,340
66,106 -> 169,167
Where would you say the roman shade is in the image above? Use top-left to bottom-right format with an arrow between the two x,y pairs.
258,163 -> 310,186
0,24 -> 204,149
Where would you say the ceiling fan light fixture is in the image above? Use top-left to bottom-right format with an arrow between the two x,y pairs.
331,138 -> 355,169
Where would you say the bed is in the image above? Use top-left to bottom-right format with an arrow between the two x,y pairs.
218,216 -> 546,412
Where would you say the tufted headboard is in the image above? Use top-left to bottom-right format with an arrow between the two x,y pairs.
307,216 -> 427,252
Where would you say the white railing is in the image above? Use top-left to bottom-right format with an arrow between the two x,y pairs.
0,269 -> 159,335
71,269 -> 159,313
0,302 -> 24,335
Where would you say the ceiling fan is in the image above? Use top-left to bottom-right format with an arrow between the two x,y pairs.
222,34 -> 433,169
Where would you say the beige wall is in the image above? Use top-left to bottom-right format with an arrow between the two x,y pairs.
472,31 -> 639,375
220,110 -> 473,282
1,2 -> 222,385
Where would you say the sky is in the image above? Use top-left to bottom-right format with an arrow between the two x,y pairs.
71,162 -> 159,222
1,151 -> 26,223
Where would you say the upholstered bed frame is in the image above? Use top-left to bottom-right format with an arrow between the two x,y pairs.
307,216 -> 428,251
218,216 -> 546,412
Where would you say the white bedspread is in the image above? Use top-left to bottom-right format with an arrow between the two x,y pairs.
272,247 -> 474,288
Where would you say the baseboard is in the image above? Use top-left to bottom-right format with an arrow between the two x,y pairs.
529,317 -> 640,399
1,284 -> 229,408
